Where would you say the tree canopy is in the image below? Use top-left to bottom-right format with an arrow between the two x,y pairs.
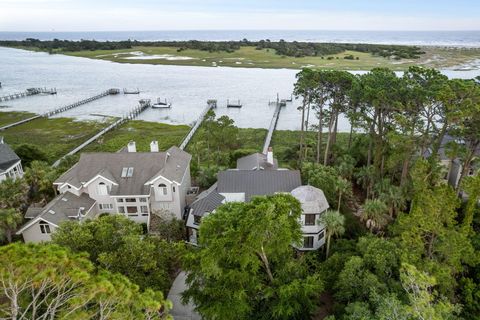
183,194 -> 323,320
0,242 -> 171,319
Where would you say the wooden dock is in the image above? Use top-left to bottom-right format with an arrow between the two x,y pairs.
0,87 -> 57,102
0,89 -> 120,131
52,100 -> 150,167
179,100 -> 216,150
262,102 -> 283,154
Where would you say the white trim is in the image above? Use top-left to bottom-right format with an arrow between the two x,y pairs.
145,174 -> 173,185
16,217 -> 59,235
178,161 -> 191,184
110,195 -> 151,198
54,182 -> 81,190
2,160 -> 22,174
83,174 -> 119,188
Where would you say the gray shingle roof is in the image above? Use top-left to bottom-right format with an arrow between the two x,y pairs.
236,153 -> 278,170
190,183 -> 225,217
55,146 -> 191,196
0,140 -> 20,171
24,192 -> 96,226
217,169 -> 301,201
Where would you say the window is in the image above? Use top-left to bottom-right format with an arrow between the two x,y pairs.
304,214 -> 316,226
121,167 -> 134,178
141,206 -> 148,216
303,236 -> 314,249
127,206 -> 138,216
125,198 -> 136,203
193,215 -> 202,225
118,207 -> 125,214
318,230 -> 325,241
139,198 -> 147,202
98,182 -> 108,195
117,198 -> 124,203
40,221 -> 51,234
173,186 -> 176,192
159,184 -> 168,195
99,203 -> 113,210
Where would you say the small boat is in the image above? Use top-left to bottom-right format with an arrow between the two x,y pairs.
152,98 -> 172,108
227,99 -> 242,108
123,88 -> 140,94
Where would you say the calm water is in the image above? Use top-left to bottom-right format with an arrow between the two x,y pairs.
0,47 -> 479,131
1,30 -> 480,47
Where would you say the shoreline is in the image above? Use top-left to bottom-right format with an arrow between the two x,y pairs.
4,44 -> 479,71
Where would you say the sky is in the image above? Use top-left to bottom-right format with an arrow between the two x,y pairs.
0,0 -> 479,32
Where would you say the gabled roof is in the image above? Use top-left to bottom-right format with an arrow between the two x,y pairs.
148,146 -> 192,184
0,139 -> 21,171
291,185 -> 329,214
236,153 -> 278,170
18,192 -> 96,233
55,146 -> 191,196
190,183 -> 225,217
217,169 -> 301,201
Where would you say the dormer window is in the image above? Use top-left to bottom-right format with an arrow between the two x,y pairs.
159,183 -> 168,195
98,182 -> 108,195
39,221 -> 51,234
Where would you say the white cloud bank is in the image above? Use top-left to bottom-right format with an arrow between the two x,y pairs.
0,5 -> 479,31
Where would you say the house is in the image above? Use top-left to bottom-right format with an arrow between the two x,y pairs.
17,141 -> 192,243
186,150 -> 330,251
0,137 -> 24,181
424,134 -> 479,189
291,186 -> 329,250
236,147 -> 278,170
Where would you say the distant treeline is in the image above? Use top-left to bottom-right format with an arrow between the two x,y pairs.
0,38 -> 425,59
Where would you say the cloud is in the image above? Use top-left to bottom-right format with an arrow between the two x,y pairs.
0,2 -> 478,31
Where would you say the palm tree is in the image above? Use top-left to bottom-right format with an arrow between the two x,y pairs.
373,178 -> 391,198
0,208 -> 23,243
379,185 -> 406,218
318,210 -> 345,258
361,199 -> 389,232
335,178 -> 351,211
24,161 -> 58,202
355,165 -> 375,199
0,178 -> 28,210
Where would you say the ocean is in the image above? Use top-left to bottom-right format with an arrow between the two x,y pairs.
0,30 -> 479,47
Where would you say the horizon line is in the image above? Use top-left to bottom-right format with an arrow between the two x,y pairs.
1,29 -> 480,33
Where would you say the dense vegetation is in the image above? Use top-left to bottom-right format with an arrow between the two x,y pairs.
0,38 -> 425,59
0,243 -> 172,319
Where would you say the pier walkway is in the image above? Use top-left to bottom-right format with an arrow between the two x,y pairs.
179,100 -> 216,150
0,89 -> 120,131
262,102 -> 282,154
52,100 -> 150,167
0,87 -> 57,102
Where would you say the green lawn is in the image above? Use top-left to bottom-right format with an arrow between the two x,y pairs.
0,111 -> 36,127
83,120 -> 190,153
0,113 -> 111,163
60,45 -> 480,71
